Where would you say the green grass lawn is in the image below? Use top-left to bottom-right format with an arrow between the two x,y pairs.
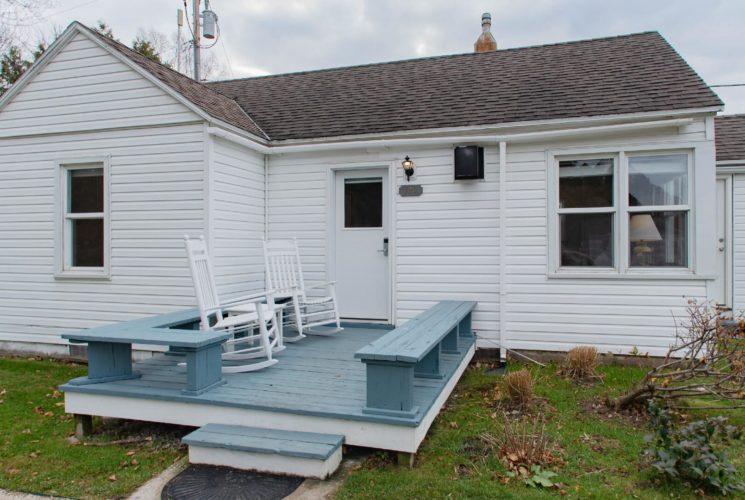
336,362 -> 745,499
0,357 -> 187,499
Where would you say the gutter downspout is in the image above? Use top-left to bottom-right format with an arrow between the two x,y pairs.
499,141 -> 507,361
264,155 -> 269,241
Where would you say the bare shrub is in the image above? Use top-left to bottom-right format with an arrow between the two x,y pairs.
504,369 -> 534,407
482,416 -> 559,473
610,300 -> 745,410
558,346 -> 602,383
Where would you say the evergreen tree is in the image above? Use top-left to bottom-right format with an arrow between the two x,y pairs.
132,37 -> 163,64
0,45 -> 30,95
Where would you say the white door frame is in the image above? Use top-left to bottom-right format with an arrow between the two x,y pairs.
716,174 -> 733,307
326,161 -> 397,323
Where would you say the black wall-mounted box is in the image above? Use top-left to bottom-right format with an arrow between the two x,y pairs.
454,146 -> 484,180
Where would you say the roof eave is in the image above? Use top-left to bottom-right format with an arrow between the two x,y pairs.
265,106 -> 722,146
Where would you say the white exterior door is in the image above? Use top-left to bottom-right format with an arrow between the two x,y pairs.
712,177 -> 730,306
334,169 -> 389,320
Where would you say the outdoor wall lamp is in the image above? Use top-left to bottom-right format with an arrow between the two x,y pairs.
402,156 -> 415,181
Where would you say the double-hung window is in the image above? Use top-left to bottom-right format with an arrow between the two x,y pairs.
552,150 -> 691,274
55,159 -> 110,278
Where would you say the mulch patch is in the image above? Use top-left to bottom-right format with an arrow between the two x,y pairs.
581,397 -> 648,427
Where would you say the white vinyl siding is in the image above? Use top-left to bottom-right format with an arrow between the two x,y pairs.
267,147 -> 501,343
505,122 -> 713,356
210,137 -> 266,299
0,29 -> 209,351
0,130 -> 204,347
0,33 -> 199,138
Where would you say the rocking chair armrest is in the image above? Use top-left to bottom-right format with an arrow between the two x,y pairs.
220,289 -> 283,308
305,281 -> 337,291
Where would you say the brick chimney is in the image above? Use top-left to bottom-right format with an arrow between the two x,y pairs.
474,12 -> 497,53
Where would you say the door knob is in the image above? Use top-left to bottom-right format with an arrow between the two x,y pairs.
378,237 -> 389,257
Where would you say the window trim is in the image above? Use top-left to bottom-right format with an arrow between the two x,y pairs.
54,157 -> 111,280
547,146 -> 695,278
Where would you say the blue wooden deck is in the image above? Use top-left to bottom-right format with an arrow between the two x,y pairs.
61,325 -> 474,428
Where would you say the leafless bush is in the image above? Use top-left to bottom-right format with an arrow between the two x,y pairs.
610,300 -> 745,410
504,369 -> 534,407
481,416 -> 559,472
558,346 -> 602,383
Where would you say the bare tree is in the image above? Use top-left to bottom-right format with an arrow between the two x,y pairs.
610,300 -> 745,410
0,0 -> 54,53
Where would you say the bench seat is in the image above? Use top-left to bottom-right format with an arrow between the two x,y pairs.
354,300 -> 476,417
63,326 -> 231,396
182,424 -> 344,479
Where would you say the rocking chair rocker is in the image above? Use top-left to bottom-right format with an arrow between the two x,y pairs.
263,238 -> 342,339
184,235 -> 281,373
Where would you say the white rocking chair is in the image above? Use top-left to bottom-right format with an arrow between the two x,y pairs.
263,238 -> 342,338
184,235 -> 281,373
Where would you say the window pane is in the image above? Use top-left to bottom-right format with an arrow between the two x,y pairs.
344,178 -> 382,228
71,219 -> 104,267
629,154 -> 687,207
560,213 -> 613,267
559,158 -> 613,208
629,211 -> 687,267
68,168 -> 103,213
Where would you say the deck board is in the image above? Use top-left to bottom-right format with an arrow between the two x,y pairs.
61,326 -> 475,427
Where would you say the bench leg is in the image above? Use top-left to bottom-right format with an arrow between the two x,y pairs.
362,362 -> 418,417
415,344 -> 443,379
68,341 -> 141,385
441,326 -> 460,354
458,313 -> 473,338
74,414 -> 93,438
182,342 -> 226,396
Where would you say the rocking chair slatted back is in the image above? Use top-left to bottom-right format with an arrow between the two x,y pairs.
264,238 -> 306,300
184,235 -> 223,328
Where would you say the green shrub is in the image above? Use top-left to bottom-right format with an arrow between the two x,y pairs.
644,400 -> 744,495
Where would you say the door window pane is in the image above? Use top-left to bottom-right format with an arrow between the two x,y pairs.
628,154 -> 687,207
559,158 -> 613,208
344,178 -> 382,228
629,211 -> 687,267
71,219 -> 104,267
560,213 -> 613,267
68,168 -> 103,213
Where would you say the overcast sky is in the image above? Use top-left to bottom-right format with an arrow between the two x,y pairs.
26,0 -> 745,114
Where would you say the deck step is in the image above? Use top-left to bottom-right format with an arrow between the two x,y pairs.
182,424 -> 344,479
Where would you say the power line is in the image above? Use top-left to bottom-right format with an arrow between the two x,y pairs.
218,24 -> 234,78
711,84 -> 745,88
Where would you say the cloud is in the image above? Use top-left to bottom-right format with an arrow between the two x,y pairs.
31,0 -> 745,112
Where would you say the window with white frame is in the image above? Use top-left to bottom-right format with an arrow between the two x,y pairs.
553,151 -> 691,273
56,160 -> 109,277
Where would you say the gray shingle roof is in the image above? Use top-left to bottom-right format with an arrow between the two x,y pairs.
716,115 -> 745,162
79,23 -> 269,139
79,22 -> 721,142
206,31 -> 722,141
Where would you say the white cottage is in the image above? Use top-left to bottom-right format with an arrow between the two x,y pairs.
0,21 -> 729,358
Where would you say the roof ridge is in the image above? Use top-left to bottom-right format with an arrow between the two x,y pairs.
207,30 -> 662,85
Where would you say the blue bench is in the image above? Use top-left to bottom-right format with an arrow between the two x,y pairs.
62,312 -> 231,396
354,300 -> 477,417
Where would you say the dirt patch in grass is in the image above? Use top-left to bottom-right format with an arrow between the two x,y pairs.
581,397 -> 648,427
